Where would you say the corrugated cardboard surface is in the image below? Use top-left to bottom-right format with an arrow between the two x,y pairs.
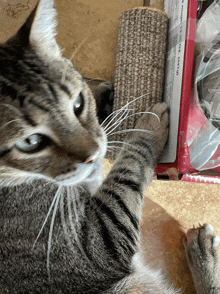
56,0 -> 143,80
1,0 -> 220,293
103,159 -> 220,293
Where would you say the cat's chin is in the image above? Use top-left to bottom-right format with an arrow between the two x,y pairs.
55,137 -> 107,187
55,160 -> 103,187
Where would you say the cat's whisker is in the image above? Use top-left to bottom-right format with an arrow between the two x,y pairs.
32,186 -> 61,250
76,184 -> 86,194
108,140 -> 138,151
61,37 -> 88,83
61,186 -> 92,264
107,145 -> 132,154
85,78 -> 103,85
103,93 -> 155,135
106,146 -> 118,151
111,92 -> 150,119
104,108 -> 131,134
104,114 -> 130,135
101,92 -> 151,129
100,108 -> 121,127
0,170 -> 48,187
106,111 -> 159,136
0,103 -> 22,117
107,145 -> 134,155
67,187 -> 87,256
101,106 -> 132,128
0,119 -> 21,131
47,185 -> 63,278
108,128 -> 153,137
106,146 -> 120,152
101,106 -> 132,130
69,37 -> 88,63
75,186 -> 84,218
113,93 -> 150,113
71,186 -> 79,223
103,100 -> 154,135
105,148 -> 115,153
67,186 -> 79,233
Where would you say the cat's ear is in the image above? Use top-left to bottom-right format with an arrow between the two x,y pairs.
6,0 -> 61,58
29,0 -> 61,58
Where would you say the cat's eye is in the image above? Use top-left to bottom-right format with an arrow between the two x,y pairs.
74,92 -> 84,117
15,134 -> 50,153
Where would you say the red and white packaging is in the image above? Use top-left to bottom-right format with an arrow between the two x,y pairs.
155,0 -> 220,183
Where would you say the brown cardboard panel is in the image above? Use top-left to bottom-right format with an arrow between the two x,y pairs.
140,197 -> 196,292
150,0 -> 164,9
0,0 -> 38,43
143,179 -> 220,292
55,0 -> 143,80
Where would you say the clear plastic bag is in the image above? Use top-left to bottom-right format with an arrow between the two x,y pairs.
188,0 -> 220,170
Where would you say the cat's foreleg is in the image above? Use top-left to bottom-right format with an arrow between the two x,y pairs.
184,223 -> 220,294
81,103 -> 172,293
95,102 -> 169,226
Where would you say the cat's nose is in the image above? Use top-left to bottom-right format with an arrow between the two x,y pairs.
84,146 -> 100,163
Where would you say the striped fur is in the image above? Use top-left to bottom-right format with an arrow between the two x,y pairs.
0,1 -> 181,293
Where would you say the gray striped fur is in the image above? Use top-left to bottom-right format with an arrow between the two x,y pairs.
0,0 -> 181,293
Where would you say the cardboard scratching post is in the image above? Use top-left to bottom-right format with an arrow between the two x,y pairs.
108,7 -> 168,160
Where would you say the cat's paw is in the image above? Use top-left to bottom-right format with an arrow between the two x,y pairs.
134,102 -> 169,157
92,81 -> 114,124
184,223 -> 220,294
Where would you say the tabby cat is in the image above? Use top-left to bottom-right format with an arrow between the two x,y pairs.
0,0 -> 220,293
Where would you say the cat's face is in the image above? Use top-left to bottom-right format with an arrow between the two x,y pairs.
0,0 -> 107,186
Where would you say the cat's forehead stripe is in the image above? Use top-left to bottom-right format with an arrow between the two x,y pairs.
0,47 -> 80,105
48,83 -> 73,100
0,79 -> 48,111
60,84 -> 71,97
29,98 -> 50,112
0,73 -> 72,111
23,113 -> 37,127
47,84 -> 59,102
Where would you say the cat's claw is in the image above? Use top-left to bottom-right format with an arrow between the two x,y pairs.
184,223 -> 220,294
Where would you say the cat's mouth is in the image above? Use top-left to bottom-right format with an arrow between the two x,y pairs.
55,133 -> 107,186
55,162 -> 96,185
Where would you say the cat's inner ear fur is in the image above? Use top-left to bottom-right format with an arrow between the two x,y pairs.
6,0 -> 61,59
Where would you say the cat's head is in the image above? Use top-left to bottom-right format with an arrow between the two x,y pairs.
0,0 -> 107,186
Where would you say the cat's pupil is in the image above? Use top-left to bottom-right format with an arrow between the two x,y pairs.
26,136 -> 36,145
26,138 -> 31,145
15,134 -> 50,153
74,92 -> 84,117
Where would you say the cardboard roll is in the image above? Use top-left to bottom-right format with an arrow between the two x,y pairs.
107,7 -> 168,160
